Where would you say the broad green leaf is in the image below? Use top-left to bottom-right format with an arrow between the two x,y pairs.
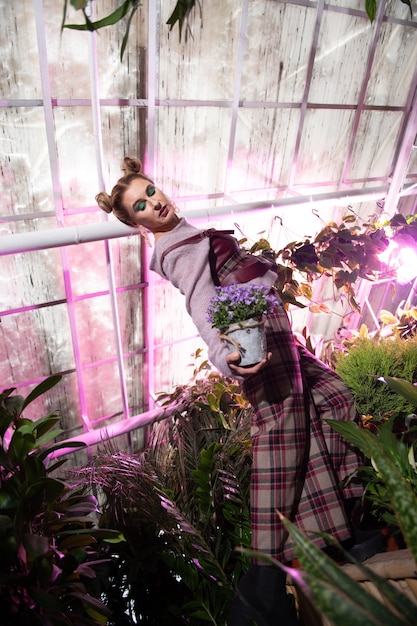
3,394 -> 25,421
25,476 -> 67,503
14,421 -> 37,436
35,429 -> 64,448
23,532 -> 50,558
31,414 -> 61,438
24,454 -> 47,483
279,515 -> 412,625
0,411 -> 14,438
102,532 -> 126,544
9,430 -> 36,462
400,0 -> 413,17
65,497 -> 98,515
70,0 -> 89,8
21,375 -> 62,412
365,0 -> 377,21
58,535 -> 96,551
343,552 -> 417,624
45,458 -> 68,474
364,436 -> 417,563
326,419 -> 373,458
302,573 -> 408,625
207,393 -> 219,412
37,440 -> 86,460
64,0 -> 133,31
120,1 -> 139,61
0,489 -> 21,510
378,376 -> 417,407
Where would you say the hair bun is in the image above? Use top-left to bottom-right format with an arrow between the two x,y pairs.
121,156 -> 142,176
95,191 -> 113,214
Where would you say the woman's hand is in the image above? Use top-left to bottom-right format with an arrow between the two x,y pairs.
226,351 -> 272,377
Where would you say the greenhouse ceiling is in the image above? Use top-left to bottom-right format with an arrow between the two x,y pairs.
1,0 -> 417,460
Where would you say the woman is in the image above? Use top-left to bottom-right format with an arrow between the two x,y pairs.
96,157 -> 364,625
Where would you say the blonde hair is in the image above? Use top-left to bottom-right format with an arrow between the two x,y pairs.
95,157 -> 154,227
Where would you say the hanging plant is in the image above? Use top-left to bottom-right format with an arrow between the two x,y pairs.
61,0 -> 413,62
61,0 -> 200,59
247,212 -> 417,314
365,0 -> 412,22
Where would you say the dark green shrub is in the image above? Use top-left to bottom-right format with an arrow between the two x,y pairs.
0,376 -> 119,626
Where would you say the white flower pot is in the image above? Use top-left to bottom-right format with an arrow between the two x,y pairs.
221,317 -> 266,367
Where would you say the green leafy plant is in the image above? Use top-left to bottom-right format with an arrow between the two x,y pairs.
247,212 -> 417,313
334,332 -> 417,419
276,503 -> 417,626
71,355 -> 253,625
239,377 -> 417,625
365,0 -> 412,22
61,0 -> 413,60
62,0 -> 140,61
327,375 -> 417,532
166,0 -> 201,41
61,0 -> 200,59
0,375 -> 120,626
206,283 -> 278,330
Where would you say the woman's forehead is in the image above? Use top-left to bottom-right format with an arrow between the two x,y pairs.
128,177 -> 151,192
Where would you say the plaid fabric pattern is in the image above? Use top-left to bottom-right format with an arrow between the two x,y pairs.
243,301 -> 363,564
216,249 -> 247,284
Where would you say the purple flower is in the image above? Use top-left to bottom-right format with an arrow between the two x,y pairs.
207,283 -> 279,329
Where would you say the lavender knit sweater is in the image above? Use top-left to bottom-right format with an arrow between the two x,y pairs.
150,218 -> 276,378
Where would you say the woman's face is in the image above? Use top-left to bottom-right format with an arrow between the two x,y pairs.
122,177 -> 180,235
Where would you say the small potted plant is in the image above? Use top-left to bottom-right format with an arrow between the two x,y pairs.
206,283 -> 278,366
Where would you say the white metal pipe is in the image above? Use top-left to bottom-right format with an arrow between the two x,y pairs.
0,220 -> 137,255
48,399 -> 186,458
0,185 -> 395,256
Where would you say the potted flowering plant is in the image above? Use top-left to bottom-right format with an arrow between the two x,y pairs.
206,283 -> 278,366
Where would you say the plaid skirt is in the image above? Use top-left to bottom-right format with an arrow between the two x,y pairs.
242,302 -> 364,564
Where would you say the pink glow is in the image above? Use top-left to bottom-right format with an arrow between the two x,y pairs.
377,239 -> 397,265
396,246 -> 417,284
378,240 -> 417,285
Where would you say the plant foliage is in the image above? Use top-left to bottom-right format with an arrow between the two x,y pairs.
61,0 -> 413,59
247,212 -> 417,313
0,376 -> 120,626
71,356 -> 253,625
61,0 -> 201,59
327,375 -> 417,534
242,376 -> 417,625
277,507 -> 417,626
365,0 -> 412,22
334,333 -> 417,418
